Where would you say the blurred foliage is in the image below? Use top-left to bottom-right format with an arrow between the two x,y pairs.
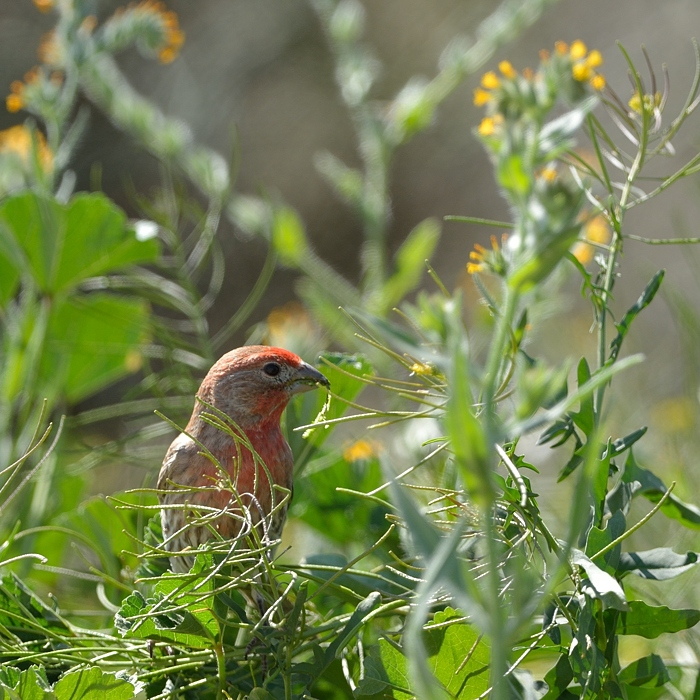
1,1 -> 700,700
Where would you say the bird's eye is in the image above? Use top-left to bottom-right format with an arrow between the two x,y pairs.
263,362 -> 281,377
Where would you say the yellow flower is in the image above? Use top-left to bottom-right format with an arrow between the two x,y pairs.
481,72 -> 500,89
343,439 -> 377,463
572,63 -> 592,82
570,40 -> 587,60
0,125 -> 53,171
554,41 -> 569,56
132,1 -> 185,63
473,87 -> 493,106
6,94 -> 24,113
498,60 -> 517,79
409,362 -> 440,377
33,0 -> 54,12
586,50 -> 603,68
590,74 -> 606,91
628,91 -> 662,115
572,215 -> 610,264
38,30 -> 61,65
540,166 -> 557,182
478,117 -> 496,136
467,234 -> 508,276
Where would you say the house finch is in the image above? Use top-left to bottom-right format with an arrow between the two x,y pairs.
158,345 -> 329,573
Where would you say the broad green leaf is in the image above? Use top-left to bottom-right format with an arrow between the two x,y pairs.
382,218 -> 440,309
424,608 -> 490,698
609,271 -> 664,362
571,549 -> 628,610
54,668 -> 138,699
617,600 -> 700,638
38,294 -> 150,403
14,667 -> 52,700
618,548 -> 699,580
619,653 -> 669,688
541,655 -> 575,699
355,639 -> 413,698
622,451 -> 700,529
0,192 -> 159,294
115,553 -> 220,648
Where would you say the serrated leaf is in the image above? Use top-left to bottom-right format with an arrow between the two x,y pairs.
54,668 -> 138,699
617,601 -> 700,638
115,554 -> 219,648
0,192 -> 158,295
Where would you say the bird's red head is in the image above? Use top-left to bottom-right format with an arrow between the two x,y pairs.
194,345 -> 329,430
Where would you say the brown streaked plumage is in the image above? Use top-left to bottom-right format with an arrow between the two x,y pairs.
158,345 -> 329,572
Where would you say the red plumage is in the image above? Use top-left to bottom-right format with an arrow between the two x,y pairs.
158,345 -> 329,572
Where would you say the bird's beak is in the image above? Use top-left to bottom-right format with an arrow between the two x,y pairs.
288,362 -> 330,395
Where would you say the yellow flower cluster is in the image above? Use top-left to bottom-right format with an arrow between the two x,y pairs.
0,125 -> 53,171
628,91 -> 662,115
572,215 -> 610,265
467,234 -> 508,275
134,0 -> 185,63
473,61 -> 518,108
5,68 -> 40,114
559,40 -> 606,91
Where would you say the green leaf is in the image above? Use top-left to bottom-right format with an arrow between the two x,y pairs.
609,271 -> 664,362
355,613 -> 489,700
424,608 -> 490,698
325,591 -> 381,663
0,191 -> 159,295
571,549 -> 628,610
571,357 -> 594,435
617,601 -> 700,638
618,548 -> 698,580
54,668 -> 138,699
619,654 -> 669,688
541,655 -> 575,699
355,639 -> 413,698
115,553 -> 220,648
622,451 -> 700,529
586,510 -> 625,573
38,294 -> 150,403
0,572 -> 72,637
382,218 -> 440,309
498,154 -> 530,197
272,206 -> 308,267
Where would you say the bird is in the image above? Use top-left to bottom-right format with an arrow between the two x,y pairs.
157,345 -> 329,574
